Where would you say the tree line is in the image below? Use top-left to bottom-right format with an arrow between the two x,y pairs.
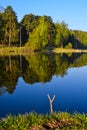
0,6 -> 87,50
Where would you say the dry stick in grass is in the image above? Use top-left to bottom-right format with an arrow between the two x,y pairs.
47,94 -> 56,113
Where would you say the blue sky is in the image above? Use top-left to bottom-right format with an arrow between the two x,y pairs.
1,0 -> 87,31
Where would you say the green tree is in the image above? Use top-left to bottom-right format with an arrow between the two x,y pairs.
55,22 -> 62,47
69,30 -> 87,49
55,21 -> 69,47
43,16 -> 56,47
20,14 -> 40,44
65,42 -> 72,49
3,6 -> 19,46
0,13 -> 4,45
26,16 -> 49,50
74,30 -> 87,48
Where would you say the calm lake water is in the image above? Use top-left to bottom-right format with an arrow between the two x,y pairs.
0,52 -> 87,117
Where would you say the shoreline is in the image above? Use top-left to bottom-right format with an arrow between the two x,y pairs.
0,47 -> 87,56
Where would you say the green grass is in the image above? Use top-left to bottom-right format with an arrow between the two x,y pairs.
0,47 -> 32,56
1,46 -> 87,56
0,112 -> 87,130
53,47 -> 87,53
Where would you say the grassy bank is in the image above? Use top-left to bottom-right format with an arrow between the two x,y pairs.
53,48 -> 87,53
0,112 -> 87,130
0,47 -> 87,56
0,47 -> 32,56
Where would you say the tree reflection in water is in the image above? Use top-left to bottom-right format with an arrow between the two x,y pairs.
0,52 -> 87,95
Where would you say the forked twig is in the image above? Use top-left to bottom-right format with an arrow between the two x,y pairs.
47,94 -> 56,113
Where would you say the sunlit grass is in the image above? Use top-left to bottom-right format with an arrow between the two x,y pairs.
0,112 -> 87,130
0,47 -> 87,56
53,47 -> 87,53
0,46 -> 87,56
0,47 -> 31,55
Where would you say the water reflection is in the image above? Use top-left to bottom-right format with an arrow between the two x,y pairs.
0,52 -> 87,95
0,52 -> 87,116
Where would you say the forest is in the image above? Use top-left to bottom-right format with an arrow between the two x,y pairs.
0,6 -> 87,50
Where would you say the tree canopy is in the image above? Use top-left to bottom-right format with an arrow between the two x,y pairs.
26,16 -> 50,50
0,5 -> 87,50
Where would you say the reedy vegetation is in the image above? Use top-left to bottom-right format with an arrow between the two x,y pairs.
0,6 -> 87,50
0,112 -> 87,130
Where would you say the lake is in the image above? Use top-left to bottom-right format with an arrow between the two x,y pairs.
0,52 -> 87,117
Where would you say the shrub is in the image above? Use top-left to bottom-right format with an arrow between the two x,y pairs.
65,42 -> 72,49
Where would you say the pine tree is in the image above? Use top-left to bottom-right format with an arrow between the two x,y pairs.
3,6 -> 19,46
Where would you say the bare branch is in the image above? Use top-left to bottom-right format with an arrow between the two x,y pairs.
47,94 -> 56,113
